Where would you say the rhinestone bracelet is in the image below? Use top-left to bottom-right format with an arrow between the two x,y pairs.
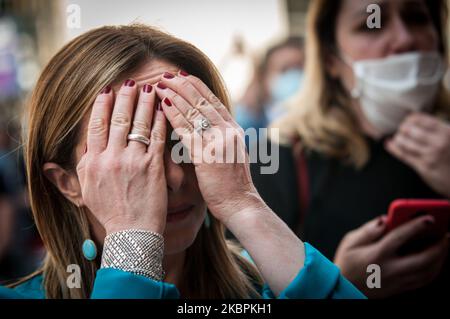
101,229 -> 165,281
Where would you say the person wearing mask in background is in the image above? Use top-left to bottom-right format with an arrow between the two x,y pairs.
235,37 -> 304,132
251,0 -> 450,298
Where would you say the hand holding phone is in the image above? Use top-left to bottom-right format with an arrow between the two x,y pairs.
386,199 -> 450,253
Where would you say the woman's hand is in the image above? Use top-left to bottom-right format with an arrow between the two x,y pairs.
385,113 -> 450,198
155,72 -> 259,224
76,80 -> 168,235
155,71 -> 305,295
334,215 -> 450,298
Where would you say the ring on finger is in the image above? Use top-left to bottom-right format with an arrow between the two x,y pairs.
194,117 -> 211,135
127,133 -> 150,146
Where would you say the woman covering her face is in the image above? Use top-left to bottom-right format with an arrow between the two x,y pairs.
0,24 -> 363,299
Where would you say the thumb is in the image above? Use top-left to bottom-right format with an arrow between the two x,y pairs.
343,215 -> 387,249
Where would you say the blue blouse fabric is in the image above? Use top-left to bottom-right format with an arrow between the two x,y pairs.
2,243 -> 365,299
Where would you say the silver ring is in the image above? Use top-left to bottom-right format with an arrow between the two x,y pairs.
194,117 -> 211,134
127,133 -> 150,146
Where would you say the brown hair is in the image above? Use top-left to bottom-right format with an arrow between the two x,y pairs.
273,0 -> 450,167
19,24 -> 262,298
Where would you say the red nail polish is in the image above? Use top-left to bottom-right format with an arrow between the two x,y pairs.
179,70 -> 189,77
157,82 -> 167,89
124,79 -> 135,87
143,84 -> 153,93
101,86 -> 111,94
164,97 -> 172,107
163,72 -> 175,79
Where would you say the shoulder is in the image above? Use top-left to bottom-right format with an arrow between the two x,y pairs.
13,274 -> 45,299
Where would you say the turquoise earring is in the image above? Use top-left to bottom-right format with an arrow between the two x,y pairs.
82,239 -> 97,261
204,212 -> 211,228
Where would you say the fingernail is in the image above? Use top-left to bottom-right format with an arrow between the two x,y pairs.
143,84 -> 153,93
163,72 -> 175,79
164,97 -> 172,107
101,86 -> 111,94
179,70 -> 189,77
157,82 -> 167,90
84,144 -> 88,154
124,79 -> 135,87
157,101 -> 162,111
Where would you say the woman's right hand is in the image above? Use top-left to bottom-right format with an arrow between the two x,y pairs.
76,80 -> 168,235
334,215 -> 449,298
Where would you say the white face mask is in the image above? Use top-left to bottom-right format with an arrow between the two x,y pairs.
344,51 -> 444,135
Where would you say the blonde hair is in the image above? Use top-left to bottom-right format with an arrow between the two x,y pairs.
18,24 -> 263,298
273,0 -> 450,168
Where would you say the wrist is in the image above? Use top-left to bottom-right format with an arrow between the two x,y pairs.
222,193 -> 269,233
104,216 -> 165,236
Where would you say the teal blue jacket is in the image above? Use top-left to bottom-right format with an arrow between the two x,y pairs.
1,243 -> 365,299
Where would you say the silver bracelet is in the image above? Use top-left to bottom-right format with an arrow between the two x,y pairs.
101,229 -> 165,281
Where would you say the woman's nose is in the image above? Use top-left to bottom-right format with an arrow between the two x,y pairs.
389,15 -> 417,54
164,151 -> 186,193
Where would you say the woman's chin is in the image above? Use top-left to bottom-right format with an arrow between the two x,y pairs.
164,219 -> 204,255
164,231 -> 198,255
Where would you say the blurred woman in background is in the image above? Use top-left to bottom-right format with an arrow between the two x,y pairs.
235,37 -> 304,131
252,0 -> 450,298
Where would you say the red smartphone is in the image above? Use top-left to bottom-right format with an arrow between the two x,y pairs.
386,199 -> 450,235
386,199 -> 450,254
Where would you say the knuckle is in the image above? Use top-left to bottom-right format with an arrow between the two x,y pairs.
117,91 -> 134,99
186,108 -> 201,122
111,112 -> 131,127
192,76 -> 204,88
171,92 -> 182,104
140,95 -> 154,104
132,120 -> 151,135
85,159 -> 98,175
194,96 -> 209,109
151,129 -> 165,142
180,78 -> 193,91
89,118 -> 107,135
173,112 -> 192,130
104,156 -> 122,172
129,158 -> 145,171
208,93 -> 221,106
93,98 -> 111,107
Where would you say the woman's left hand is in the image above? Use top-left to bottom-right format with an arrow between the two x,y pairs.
155,71 -> 261,224
386,113 -> 450,198
155,71 -> 305,295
